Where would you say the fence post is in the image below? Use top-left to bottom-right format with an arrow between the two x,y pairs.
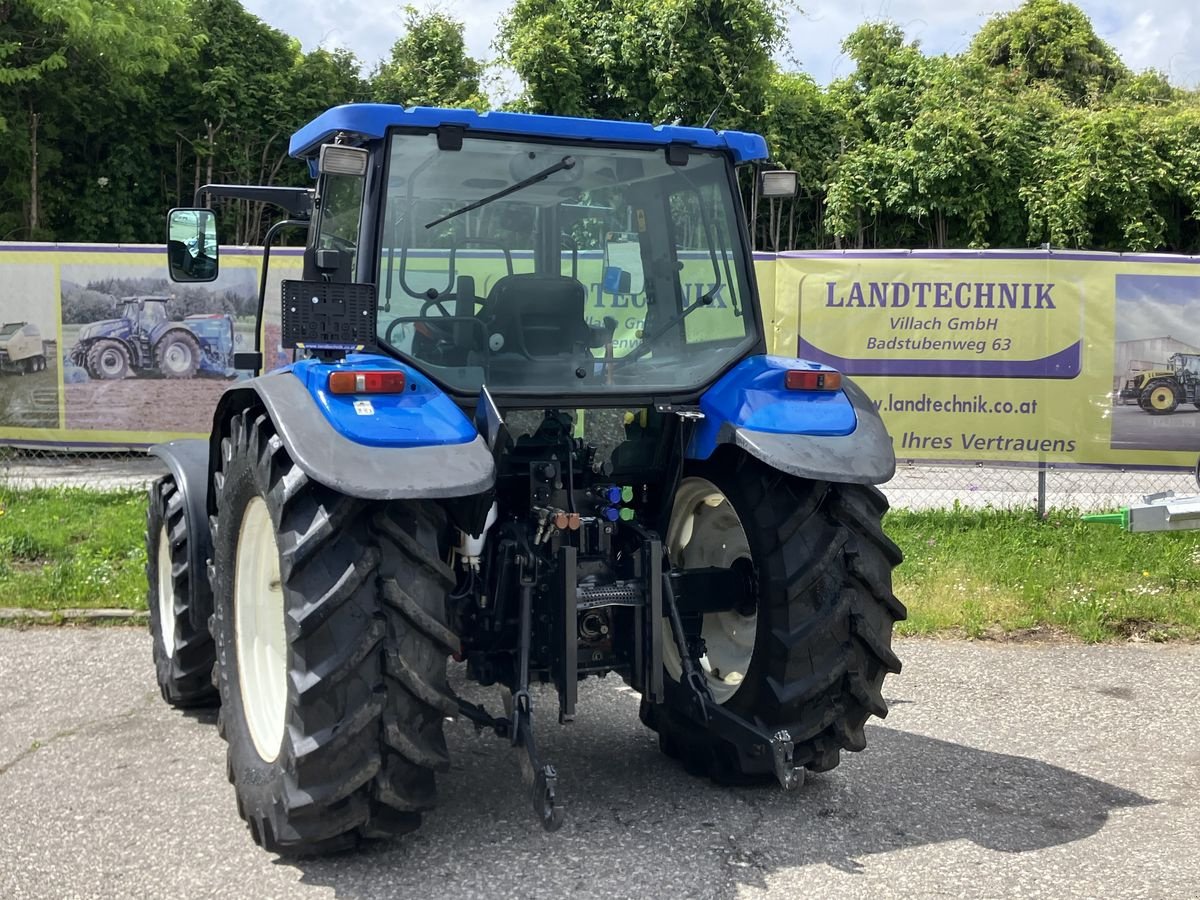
1037,464 -> 1047,519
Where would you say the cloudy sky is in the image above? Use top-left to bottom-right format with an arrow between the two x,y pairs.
1116,275 -> 1200,345
242,0 -> 1200,97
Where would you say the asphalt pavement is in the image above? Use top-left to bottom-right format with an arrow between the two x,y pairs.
1110,402 -> 1200,453
0,629 -> 1197,899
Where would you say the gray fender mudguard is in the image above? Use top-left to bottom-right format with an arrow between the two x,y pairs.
148,438 -> 213,594
213,372 -> 495,501
729,378 -> 895,485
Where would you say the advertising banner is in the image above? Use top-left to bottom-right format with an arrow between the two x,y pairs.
772,250 -> 1200,469
0,243 -> 301,448
3,243 -> 1200,471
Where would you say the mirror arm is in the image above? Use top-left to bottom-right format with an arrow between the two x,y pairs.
251,219 -> 310,376
195,185 -> 313,220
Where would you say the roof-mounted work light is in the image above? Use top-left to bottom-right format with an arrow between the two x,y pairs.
318,144 -> 369,177
760,169 -> 799,198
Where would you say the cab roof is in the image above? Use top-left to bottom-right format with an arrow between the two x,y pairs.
289,104 -> 769,164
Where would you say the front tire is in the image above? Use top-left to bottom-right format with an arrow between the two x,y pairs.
146,476 -> 218,707
643,454 -> 905,780
86,339 -> 130,380
210,408 -> 458,855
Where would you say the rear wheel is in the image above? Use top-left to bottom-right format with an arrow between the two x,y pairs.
643,454 -> 905,780
210,407 -> 459,855
86,339 -> 130,380
157,331 -> 201,379
1142,383 -> 1179,415
145,476 -> 218,707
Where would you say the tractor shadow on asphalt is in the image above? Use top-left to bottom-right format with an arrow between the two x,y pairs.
287,678 -> 1152,898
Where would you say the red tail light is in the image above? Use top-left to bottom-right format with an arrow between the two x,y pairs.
785,369 -> 841,391
328,370 -> 406,395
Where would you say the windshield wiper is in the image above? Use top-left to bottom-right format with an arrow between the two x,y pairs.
620,286 -> 722,366
425,156 -> 576,229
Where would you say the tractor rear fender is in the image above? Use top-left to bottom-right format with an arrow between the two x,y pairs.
147,438 -> 212,596
207,369 -> 495,506
154,326 -> 200,348
687,355 -> 895,485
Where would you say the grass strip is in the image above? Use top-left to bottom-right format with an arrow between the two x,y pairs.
1,487 -> 1198,641
888,507 -> 1200,642
0,486 -> 147,611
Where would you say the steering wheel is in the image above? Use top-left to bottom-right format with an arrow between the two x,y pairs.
416,294 -> 459,346
384,317 -> 407,345
420,295 -> 454,319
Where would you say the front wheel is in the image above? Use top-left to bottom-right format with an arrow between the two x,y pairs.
643,454 -> 905,780
85,339 -> 130,380
210,408 -> 459,854
146,475 -> 218,707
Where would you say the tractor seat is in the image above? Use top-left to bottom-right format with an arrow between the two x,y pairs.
484,273 -> 594,358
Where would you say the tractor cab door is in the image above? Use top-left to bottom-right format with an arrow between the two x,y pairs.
141,302 -> 169,341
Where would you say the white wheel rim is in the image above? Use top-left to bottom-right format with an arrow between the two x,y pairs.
164,342 -> 191,372
102,350 -> 121,375
663,477 -> 757,704
234,496 -> 288,762
157,526 -> 175,660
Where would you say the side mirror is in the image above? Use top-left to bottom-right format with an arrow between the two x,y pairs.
167,208 -> 219,283
602,232 -> 645,296
760,170 -> 798,199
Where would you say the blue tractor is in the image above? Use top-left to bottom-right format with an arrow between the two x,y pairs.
69,296 -> 232,380
146,105 -> 905,854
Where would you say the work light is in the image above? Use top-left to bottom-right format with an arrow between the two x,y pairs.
318,144 -> 369,177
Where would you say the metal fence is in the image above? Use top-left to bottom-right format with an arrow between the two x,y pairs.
2,444 -> 1196,514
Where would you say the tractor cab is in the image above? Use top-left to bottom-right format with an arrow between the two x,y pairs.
168,106 -> 803,406
1171,353 -> 1200,379
121,297 -> 169,330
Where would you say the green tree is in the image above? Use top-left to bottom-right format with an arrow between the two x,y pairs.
0,0 -> 195,238
758,71 -> 842,249
969,0 -> 1128,105
498,0 -> 787,128
823,24 -> 938,247
372,6 -> 486,109
174,0 -> 366,244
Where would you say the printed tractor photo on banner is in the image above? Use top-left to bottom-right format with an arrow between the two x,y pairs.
1110,273 -> 1200,454
61,260 -> 263,436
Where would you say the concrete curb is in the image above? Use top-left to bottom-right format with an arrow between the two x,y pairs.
0,607 -> 147,624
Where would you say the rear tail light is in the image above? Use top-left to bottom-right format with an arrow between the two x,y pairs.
328,370 -> 406,394
785,369 -> 841,391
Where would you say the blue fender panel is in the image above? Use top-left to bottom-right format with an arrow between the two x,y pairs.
688,355 -> 895,485
231,366 -> 494,500
290,355 -> 477,448
147,439 -> 213,595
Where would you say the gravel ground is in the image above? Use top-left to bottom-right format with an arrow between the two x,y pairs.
0,629 -> 1196,899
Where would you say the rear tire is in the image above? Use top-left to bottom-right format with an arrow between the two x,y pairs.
210,407 -> 459,855
146,476 -> 218,707
1141,383 -> 1178,415
642,454 -> 905,781
157,331 -> 201,379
